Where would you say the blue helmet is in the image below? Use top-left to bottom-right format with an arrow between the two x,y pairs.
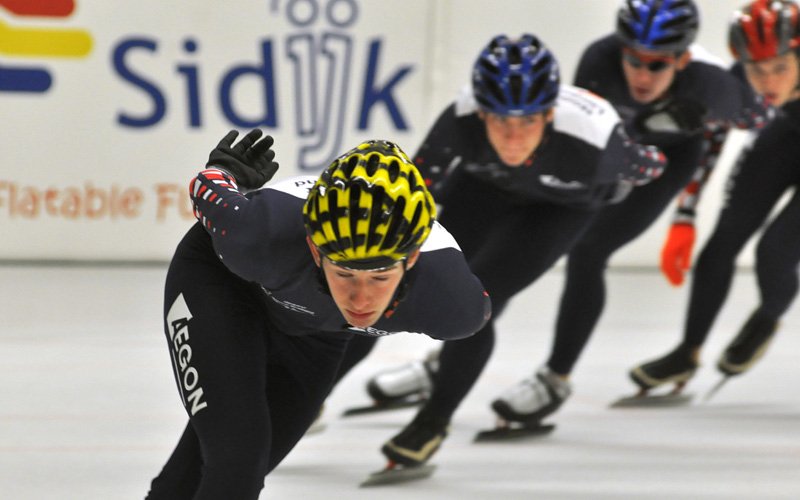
471,34 -> 560,116
616,0 -> 700,53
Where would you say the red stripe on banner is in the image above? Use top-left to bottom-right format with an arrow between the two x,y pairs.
0,0 -> 75,17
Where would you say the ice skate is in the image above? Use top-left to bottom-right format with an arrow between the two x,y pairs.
343,350 -> 439,417
701,313 -> 779,402
717,312 -> 778,377
361,408 -> 448,486
613,344 -> 698,408
475,366 -> 567,442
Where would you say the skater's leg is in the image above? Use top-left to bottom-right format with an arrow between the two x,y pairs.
629,137 -> 796,391
264,333 -> 349,471
548,137 -> 705,376
149,265 -> 273,500
430,202 -> 595,419
425,319 -> 498,419
382,203 -> 595,461
754,190 -> 800,320
683,145 -> 792,347
715,190 -> 800,376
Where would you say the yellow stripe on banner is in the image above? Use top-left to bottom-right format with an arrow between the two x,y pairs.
0,19 -> 92,58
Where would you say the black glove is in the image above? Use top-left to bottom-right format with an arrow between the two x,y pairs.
206,129 -> 279,190
634,98 -> 707,135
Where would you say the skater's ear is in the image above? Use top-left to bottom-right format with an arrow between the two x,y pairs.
307,237 -> 322,267
405,249 -> 421,270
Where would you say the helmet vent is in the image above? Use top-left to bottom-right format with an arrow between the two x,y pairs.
757,15 -> 767,44
527,74 -> 546,106
344,156 -> 358,177
509,74 -> 523,106
662,15 -> 695,31
380,195 -> 405,250
485,77 -> 507,105
479,59 -> 501,76
388,160 -> 400,183
366,153 -> 381,176
329,189 -> 345,252
349,183 -> 363,249
508,45 -> 523,65
395,201 -> 422,252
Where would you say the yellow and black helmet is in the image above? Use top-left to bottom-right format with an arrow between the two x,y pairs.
303,140 -> 436,270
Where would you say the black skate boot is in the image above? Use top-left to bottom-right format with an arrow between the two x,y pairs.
381,407 -> 450,467
717,311 -> 778,377
629,344 -> 699,391
612,345 -> 699,407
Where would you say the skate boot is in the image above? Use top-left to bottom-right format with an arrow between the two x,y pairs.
366,349 -> 439,403
717,312 -> 778,377
629,344 -> 699,391
381,407 -> 450,467
491,365 -> 571,426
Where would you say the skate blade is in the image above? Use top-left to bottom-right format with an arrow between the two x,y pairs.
474,423 -> 556,442
359,463 -> 437,487
342,397 -> 427,417
702,377 -> 730,403
610,392 -> 694,408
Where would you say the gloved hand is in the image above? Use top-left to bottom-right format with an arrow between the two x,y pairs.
660,223 -> 696,286
635,98 -> 707,135
206,129 -> 279,190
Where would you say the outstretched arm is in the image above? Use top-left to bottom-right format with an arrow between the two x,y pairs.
660,124 -> 728,286
189,129 -> 282,281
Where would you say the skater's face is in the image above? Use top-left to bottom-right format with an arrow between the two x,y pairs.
308,241 -> 420,328
621,47 -> 690,103
481,109 -> 554,167
743,52 -> 800,107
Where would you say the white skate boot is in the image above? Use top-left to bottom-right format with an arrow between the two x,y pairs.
367,349 -> 439,402
343,350 -> 439,416
476,365 -> 568,441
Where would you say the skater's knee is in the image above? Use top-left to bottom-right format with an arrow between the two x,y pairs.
567,244 -> 610,275
205,448 -> 270,493
197,460 -> 269,500
754,237 -> 791,276
203,430 -> 271,482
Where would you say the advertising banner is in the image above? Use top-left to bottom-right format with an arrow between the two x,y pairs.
1,0 -> 434,260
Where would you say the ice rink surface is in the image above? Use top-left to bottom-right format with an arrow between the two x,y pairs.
1,264 -> 798,500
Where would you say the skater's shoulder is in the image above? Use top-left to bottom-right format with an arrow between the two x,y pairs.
552,85 -> 621,149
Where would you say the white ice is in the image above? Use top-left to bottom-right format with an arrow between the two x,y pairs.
1,265 -> 797,500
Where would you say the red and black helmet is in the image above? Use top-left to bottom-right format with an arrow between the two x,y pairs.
729,0 -> 800,62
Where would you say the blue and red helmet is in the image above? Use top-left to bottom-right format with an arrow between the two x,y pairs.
471,34 -> 560,116
616,0 -> 700,53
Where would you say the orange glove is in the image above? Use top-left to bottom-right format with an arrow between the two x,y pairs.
660,223 -> 696,286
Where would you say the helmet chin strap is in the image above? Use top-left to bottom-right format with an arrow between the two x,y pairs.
383,261 -> 411,319
314,265 -> 332,296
